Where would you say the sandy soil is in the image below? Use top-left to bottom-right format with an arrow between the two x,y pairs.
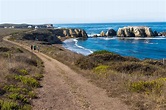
4,36 -> 129,110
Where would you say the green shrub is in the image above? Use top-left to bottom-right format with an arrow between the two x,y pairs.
130,78 -> 166,94
0,100 -> 19,110
93,65 -> 109,74
18,69 -> 28,75
8,93 -> 20,100
3,85 -> 28,93
22,104 -> 32,110
75,51 -> 128,70
3,85 -> 21,93
14,75 -> 40,88
28,91 -> 37,99
33,73 -> 43,80
8,93 -> 29,103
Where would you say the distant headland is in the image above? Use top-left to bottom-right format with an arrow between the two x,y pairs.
0,23 -> 54,29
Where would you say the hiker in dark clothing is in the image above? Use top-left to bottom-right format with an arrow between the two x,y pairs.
34,45 -> 36,51
31,45 -> 33,51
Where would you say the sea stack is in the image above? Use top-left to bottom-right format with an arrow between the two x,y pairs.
100,31 -> 106,37
106,29 -> 116,36
117,26 -> 156,37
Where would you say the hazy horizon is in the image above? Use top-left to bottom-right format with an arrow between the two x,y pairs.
0,0 -> 165,24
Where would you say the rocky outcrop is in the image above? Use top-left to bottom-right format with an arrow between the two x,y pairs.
22,28 -> 88,44
159,32 -> 166,36
100,31 -> 106,37
106,29 -> 116,36
97,29 -> 116,37
153,31 -> 158,36
63,29 -> 87,38
92,34 -> 98,37
117,26 -> 155,37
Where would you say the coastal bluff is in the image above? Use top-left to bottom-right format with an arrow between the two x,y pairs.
117,26 -> 156,37
22,28 -> 88,44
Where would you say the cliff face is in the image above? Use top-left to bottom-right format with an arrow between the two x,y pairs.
117,26 -> 155,37
62,29 -> 87,38
22,28 -> 88,44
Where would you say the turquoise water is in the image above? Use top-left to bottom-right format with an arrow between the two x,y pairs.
54,22 -> 166,59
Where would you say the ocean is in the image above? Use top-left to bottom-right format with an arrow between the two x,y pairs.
54,22 -> 166,59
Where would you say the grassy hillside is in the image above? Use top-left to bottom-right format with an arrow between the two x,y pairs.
0,29 -> 30,37
76,50 -> 166,110
0,29 -> 43,110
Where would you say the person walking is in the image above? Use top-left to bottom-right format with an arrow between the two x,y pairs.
34,45 -> 36,51
37,45 -> 40,52
31,45 -> 33,51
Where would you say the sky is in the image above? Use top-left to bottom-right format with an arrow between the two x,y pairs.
0,0 -> 166,24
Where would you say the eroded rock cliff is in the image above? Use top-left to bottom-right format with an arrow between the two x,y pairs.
22,28 -> 88,44
117,26 -> 156,37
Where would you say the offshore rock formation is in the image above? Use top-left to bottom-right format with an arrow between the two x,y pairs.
159,32 -> 166,36
22,28 -> 88,44
106,29 -> 116,36
117,26 -> 156,37
153,31 -> 158,36
100,31 -> 106,37
98,29 -> 116,37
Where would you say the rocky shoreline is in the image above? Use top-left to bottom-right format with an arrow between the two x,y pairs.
2,23 -> 166,44
20,28 -> 87,44
92,26 -> 166,37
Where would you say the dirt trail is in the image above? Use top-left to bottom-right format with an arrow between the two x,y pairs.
4,36 -> 129,110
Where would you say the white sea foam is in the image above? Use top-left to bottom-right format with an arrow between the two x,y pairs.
73,39 -> 93,54
98,37 -> 116,40
144,41 -> 158,44
63,38 -> 93,56
148,43 -> 158,44
63,38 -> 74,43
88,34 -> 100,37
121,37 -> 166,40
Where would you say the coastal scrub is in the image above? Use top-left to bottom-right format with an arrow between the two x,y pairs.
0,38 -> 44,110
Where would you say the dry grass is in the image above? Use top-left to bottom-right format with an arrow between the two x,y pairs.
0,28 -> 30,41
76,51 -> 166,110
0,29 -> 43,110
